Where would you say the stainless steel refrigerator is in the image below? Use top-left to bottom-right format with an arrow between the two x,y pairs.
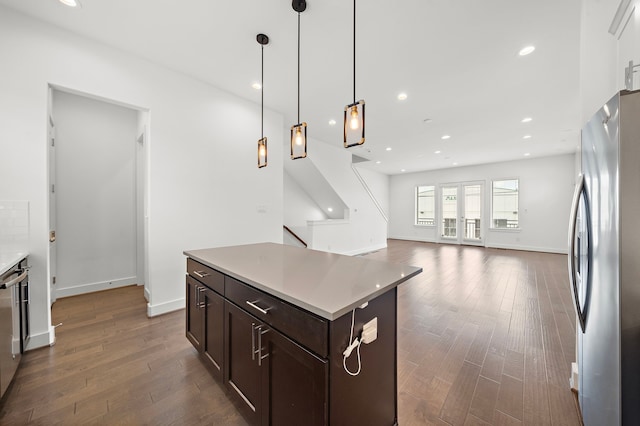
568,89 -> 640,425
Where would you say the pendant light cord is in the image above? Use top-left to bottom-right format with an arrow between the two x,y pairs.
261,44 -> 264,138
297,11 -> 301,124
353,0 -> 356,104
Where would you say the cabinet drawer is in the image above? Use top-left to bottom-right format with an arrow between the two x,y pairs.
187,258 -> 224,295
225,277 -> 328,358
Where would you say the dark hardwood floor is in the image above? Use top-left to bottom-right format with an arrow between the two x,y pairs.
0,240 -> 581,425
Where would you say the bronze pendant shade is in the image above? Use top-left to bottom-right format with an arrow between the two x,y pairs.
291,1 -> 308,159
257,33 -> 269,168
344,0 -> 365,148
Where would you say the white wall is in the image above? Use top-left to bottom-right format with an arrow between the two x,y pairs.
0,7 -> 283,349
53,90 -> 138,297
389,154 -> 575,254
305,138 -> 388,255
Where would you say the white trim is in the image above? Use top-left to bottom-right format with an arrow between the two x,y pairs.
486,242 -> 567,254
147,297 -> 185,317
340,242 -> 388,256
56,276 -> 137,298
488,227 -> 522,233
26,325 -> 56,351
144,286 -> 150,302
389,237 -> 566,254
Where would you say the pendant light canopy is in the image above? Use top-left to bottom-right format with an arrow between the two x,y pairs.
291,0 -> 308,160
344,0 -> 365,148
257,33 -> 269,168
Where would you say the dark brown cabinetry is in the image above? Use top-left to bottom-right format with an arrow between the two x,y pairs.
185,255 -> 399,426
186,260 -> 225,379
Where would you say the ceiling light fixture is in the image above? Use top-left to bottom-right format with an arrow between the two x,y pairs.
375,161 -> 381,164
435,150 -> 441,154
385,147 -> 392,151
521,117 -> 532,123
397,93 -> 408,101
291,0 -> 308,160
257,34 -> 269,168
58,0 -> 81,7
344,0 -> 365,148
452,162 -> 458,166
252,82 -> 262,90
524,153 -> 531,156
523,135 -> 532,139
401,169 -> 406,172
519,45 -> 535,56
329,119 -> 336,126
441,135 -> 451,140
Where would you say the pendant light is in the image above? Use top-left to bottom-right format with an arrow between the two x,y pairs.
257,33 -> 269,168
344,0 -> 365,148
291,0 -> 307,160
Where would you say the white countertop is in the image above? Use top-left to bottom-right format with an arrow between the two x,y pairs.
184,243 -> 422,320
0,252 -> 28,276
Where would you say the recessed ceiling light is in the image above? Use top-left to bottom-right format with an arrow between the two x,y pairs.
441,135 -> 451,140
524,153 -> 531,156
59,0 -> 81,6
400,169 -> 406,172
397,93 -> 408,101
252,82 -> 262,90
386,147 -> 392,151
375,161 -> 381,164
452,162 -> 458,166
521,117 -> 532,123
434,150 -> 441,154
328,207 -> 333,212
328,119 -> 336,126
519,45 -> 535,56
523,135 -> 532,139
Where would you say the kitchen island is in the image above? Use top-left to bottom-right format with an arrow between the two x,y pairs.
184,243 -> 422,426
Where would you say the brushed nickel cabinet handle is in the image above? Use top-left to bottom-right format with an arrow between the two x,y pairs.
193,270 -> 210,279
246,300 -> 271,315
251,323 -> 256,361
258,328 -> 269,366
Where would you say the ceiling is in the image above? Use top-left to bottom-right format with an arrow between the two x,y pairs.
1,0 -> 582,175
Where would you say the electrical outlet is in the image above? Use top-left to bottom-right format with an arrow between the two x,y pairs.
361,317 -> 378,344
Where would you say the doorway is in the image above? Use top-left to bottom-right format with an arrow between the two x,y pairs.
439,182 -> 484,245
48,87 -> 148,301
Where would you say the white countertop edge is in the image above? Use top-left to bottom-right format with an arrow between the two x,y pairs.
0,252 -> 28,276
205,262 -> 420,320
184,247 -> 423,321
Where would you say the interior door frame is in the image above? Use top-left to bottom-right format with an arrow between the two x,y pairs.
47,84 -> 150,305
438,181 -> 485,246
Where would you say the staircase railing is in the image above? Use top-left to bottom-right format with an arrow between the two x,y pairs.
283,225 -> 308,248
350,163 -> 389,223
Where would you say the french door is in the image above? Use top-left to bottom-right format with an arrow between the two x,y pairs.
439,182 -> 484,245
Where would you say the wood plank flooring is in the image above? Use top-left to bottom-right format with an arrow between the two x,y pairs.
0,240 -> 581,425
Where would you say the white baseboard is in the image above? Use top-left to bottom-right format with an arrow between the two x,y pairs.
390,236 -> 566,254
144,286 -> 150,302
56,276 -> 137,298
390,236 -> 437,244
486,243 -> 567,254
26,325 -> 56,351
147,297 -> 185,317
342,242 -> 388,256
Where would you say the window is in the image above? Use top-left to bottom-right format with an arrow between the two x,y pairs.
416,185 -> 435,226
491,179 -> 519,229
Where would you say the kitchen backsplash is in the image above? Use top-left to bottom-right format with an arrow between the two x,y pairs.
0,200 -> 29,255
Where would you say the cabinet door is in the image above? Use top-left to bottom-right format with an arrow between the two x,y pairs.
202,287 -> 224,379
185,276 -> 203,351
224,301 -> 262,425
261,328 -> 328,426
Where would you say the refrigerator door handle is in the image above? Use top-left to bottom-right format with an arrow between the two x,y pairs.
568,174 -> 587,332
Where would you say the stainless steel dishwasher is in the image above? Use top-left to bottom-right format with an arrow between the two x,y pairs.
0,259 -> 28,399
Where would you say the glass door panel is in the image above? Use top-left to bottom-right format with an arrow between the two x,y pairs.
441,186 -> 458,239
463,184 -> 482,241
